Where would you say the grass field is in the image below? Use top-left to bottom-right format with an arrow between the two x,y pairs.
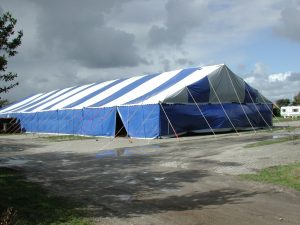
241,163 -> 300,191
0,167 -> 91,225
40,135 -> 96,142
273,117 -> 300,123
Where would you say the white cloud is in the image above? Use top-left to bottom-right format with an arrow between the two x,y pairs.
244,64 -> 299,101
244,76 -> 255,84
268,72 -> 291,82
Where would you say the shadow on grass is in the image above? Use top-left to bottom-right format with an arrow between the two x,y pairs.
0,167 -> 91,225
0,137 -> 45,153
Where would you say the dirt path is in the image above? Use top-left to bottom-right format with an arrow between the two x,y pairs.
1,124 -> 300,225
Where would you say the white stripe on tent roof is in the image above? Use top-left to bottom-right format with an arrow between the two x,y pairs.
0,93 -> 43,113
47,79 -> 117,110
73,75 -> 145,109
18,86 -> 75,112
31,84 -> 94,112
142,65 -> 221,105
102,69 -> 182,108
1,90 -> 58,113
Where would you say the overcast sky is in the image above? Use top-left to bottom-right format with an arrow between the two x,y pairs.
1,0 -> 300,102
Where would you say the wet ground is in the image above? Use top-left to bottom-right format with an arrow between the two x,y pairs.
1,122 -> 300,225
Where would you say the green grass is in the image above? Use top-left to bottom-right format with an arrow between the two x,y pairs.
244,135 -> 299,148
0,167 -> 92,225
273,116 -> 300,123
241,163 -> 300,191
40,135 -> 95,142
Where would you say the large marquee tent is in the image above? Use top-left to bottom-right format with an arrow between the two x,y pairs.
0,64 -> 273,138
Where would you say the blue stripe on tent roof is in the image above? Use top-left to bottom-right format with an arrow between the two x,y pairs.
89,73 -> 161,107
125,67 -> 201,105
64,78 -> 126,108
8,89 -> 66,113
41,82 -> 102,111
0,93 -> 40,112
17,85 -> 82,112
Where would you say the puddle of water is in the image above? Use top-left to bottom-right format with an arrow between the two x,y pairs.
103,194 -> 132,202
0,146 -> 24,152
161,188 -> 181,193
0,158 -> 29,166
61,159 -> 76,166
96,149 -> 127,158
127,180 -> 137,185
159,161 -> 189,169
95,145 -> 162,159
272,131 -> 300,139
117,194 -> 132,202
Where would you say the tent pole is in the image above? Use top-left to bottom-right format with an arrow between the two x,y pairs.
186,88 -> 216,137
209,80 -> 240,136
224,66 -> 256,134
159,102 -> 179,139
245,87 -> 272,130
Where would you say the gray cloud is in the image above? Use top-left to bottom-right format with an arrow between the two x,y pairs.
148,0 -> 208,47
1,0 -> 300,104
274,2 -> 300,43
30,0 -> 144,68
175,58 -> 194,66
288,72 -> 300,81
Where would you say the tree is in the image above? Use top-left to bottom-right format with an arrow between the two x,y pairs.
0,12 -> 23,99
274,98 -> 290,117
275,98 -> 290,107
0,99 -> 9,108
292,92 -> 300,105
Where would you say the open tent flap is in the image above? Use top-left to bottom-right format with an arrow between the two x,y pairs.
117,105 -> 160,138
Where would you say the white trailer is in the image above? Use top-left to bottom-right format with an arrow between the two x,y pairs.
281,106 -> 300,118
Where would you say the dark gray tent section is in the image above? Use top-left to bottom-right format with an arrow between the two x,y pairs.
164,65 -> 269,104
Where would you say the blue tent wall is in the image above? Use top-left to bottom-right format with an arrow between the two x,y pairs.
2,103 -> 272,138
10,112 -> 37,132
36,111 -> 58,133
159,103 -> 273,136
117,104 -> 160,138
80,107 -> 116,136
4,107 -> 117,136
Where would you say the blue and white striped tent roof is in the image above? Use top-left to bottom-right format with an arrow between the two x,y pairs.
0,64 -> 223,114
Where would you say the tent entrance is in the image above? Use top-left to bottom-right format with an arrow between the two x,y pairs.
115,111 -> 128,137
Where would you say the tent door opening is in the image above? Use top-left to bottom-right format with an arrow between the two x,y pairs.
115,111 -> 128,137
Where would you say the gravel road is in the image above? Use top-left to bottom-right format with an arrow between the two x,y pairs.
1,122 -> 300,225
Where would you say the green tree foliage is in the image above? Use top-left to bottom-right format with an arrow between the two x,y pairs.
292,92 -> 300,105
274,98 -> 290,117
0,12 -> 23,99
0,99 -> 9,108
275,98 -> 290,107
